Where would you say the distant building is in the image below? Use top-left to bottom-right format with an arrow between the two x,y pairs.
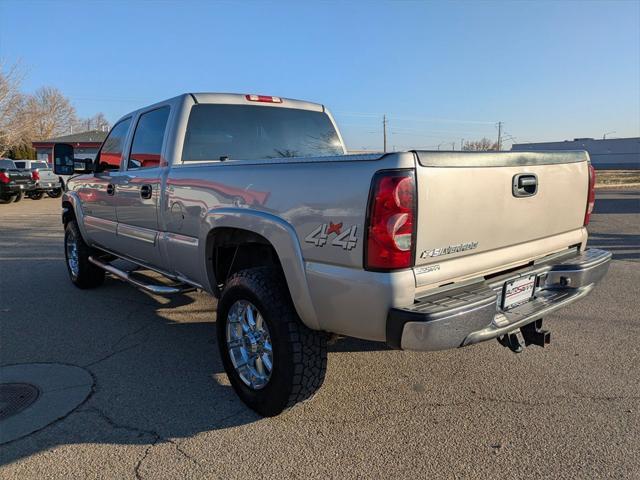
32,130 -> 107,163
512,137 -> 639,170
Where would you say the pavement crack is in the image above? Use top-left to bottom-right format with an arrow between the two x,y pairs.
79,407 -> 203,476
83,311 -> 154,368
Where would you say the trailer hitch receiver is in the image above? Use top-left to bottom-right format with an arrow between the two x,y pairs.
498,319 -> 550,353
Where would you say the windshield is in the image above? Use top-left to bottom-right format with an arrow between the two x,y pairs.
182,104 -> 344,161
32,161 -> 49,169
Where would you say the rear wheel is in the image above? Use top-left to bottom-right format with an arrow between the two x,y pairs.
217,267 -> 327,416
29,191 -> 44,200
13,192 -> 23,202
0,195 -> 12,204
64,220 -> 105,288
47,188 -> 63,198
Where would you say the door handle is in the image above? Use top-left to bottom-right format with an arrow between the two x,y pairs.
106,183 -> 115,196
140,184 -> 152,199
512,174 -> 538,197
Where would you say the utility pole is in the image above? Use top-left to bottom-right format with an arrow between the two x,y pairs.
451,142 -> 456,150
382,115 -> 387,153
460,138 -> 464,151
496,121 -> 503,151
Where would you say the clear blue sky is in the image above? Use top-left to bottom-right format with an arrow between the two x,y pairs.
1,0 -> 639,150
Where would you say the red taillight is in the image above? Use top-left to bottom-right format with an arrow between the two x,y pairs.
245,94 -> 282,103
365,170 -> 416,270
0,172 -> 9,184
32,169 -> 40,181
584,164 -> 596,226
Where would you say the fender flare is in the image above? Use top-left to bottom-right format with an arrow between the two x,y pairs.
61,191 -> 91,243
201,208 -> 319,330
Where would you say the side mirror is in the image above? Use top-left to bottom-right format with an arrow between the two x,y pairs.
53,143 -> 92,175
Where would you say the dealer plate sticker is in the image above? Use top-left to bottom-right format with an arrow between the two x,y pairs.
502,274 -> 536,310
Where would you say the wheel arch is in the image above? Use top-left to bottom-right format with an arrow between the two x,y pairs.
61,191 -> 91,243
202,209 -> 319,330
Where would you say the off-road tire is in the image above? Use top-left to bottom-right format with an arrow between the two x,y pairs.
217,267 -> 327,416
29,191 -> 44,200
64,220 -> 105,289
13,192 -> 23,202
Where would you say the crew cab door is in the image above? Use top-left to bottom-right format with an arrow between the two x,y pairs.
113,106 -> 170,267
79,118 -> 132,249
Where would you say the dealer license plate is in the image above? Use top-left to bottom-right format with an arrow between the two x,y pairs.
502,274 -> 536,310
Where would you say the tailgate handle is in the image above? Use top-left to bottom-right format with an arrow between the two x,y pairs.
513,174 -> 538,197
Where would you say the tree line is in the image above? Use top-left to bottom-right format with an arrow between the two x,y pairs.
0,61 -> 111,158
462,138 -> 500,151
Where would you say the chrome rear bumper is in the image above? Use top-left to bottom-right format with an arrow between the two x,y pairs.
386,248 -> 612,351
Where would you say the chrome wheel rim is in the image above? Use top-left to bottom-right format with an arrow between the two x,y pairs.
66,231 -> 79,277
226,300 -> 273,390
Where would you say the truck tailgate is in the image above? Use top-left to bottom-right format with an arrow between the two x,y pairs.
414,150 -> 589,278
38,168 -> 59,183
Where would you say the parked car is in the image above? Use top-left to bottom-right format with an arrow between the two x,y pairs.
0,158 -> 35,203
13,160 -> 63,199
55,93 -> 611,416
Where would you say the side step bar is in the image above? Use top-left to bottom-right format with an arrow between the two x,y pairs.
88,256 -> 194,295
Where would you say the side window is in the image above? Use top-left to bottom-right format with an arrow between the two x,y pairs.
96,118 -> 132,172
128,107 -> 170,170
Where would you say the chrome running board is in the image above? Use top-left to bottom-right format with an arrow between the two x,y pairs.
88,256 -> 194,295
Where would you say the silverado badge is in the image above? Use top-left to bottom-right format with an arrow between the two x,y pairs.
420,241 -> 478,259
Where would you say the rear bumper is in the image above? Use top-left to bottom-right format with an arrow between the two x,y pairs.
0,184 -> 32,195
386,248 -> 612,351
33,181 -> 61,191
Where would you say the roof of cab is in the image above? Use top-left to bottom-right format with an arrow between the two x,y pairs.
189,92 -> 324,112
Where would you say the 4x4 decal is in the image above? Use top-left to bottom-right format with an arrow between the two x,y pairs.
305,222 -> 358,250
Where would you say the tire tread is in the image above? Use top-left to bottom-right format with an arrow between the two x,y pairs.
220,267 -> 327,414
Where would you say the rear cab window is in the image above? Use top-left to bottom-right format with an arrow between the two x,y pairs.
95,118 -> 132,171
0,160 -> 16,169
128,106 -> 170,170
181,104 -> 343,162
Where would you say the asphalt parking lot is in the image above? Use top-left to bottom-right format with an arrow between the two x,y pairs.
1,190 -> 639,479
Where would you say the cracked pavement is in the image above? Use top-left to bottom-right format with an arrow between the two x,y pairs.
0,190 -> 639,479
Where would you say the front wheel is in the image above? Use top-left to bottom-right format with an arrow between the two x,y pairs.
64,220 -> 105,288
217,267 -> 327,416
13,192 -> 23,202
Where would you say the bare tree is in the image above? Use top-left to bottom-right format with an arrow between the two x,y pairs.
0,61 -> 28,156
91,112 -> 110,131
462,137 -> 499,151
74,112 -> 110,133
22,86 -> 77,141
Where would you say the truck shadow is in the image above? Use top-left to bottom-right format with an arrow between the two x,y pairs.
0,267 -> 262,466
0,255 -> 393,467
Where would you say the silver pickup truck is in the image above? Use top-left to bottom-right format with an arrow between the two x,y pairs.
54,93 -> 611,416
